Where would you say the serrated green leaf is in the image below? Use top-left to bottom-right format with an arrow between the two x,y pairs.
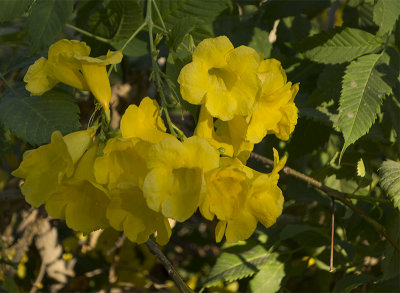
28,0 -> 73,51
379,160 -> 400,211
0,0 -> 32,23
373,0 -> 400,36
203,244 -> 274,288
337,53 -> 392,160
0,85 -> 80,146
249,257 -> 284,293
155,0 -> 230,41
297,27 -> 383,64
333,274 -> 376,293
248,27 -> 272,59
110,0 -> 143,41
357,158 -> 366,177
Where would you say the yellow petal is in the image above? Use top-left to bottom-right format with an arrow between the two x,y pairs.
47,39 -> 91,91
45,180 -> 109,233
224,209 -> 257,243
12,131 -> 74,207
107,186 -> 171,245
143,167 -> 203,222
120,97 -> 172,143
94,137 -> 150,189
192,36 -> 233,68
80,63 -> 111,119
63,128 -> 95,164
215,221 -> 227,243
24,57 -> 58,95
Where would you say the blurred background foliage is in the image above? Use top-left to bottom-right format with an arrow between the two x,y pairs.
0,0 -> 400,292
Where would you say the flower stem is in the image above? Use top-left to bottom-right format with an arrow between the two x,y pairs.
65,23 -> 111,44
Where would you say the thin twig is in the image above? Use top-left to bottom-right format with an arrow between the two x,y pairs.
29,258 -> 46,293
145,239 -> 194,293
250,152 -> 400,252
330,197 -> 335,272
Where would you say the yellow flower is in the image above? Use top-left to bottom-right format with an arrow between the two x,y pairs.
178,36 -> 262,121
120,97 -> 173,143
12,129 -> 94,207
246,59 -> 299,142
94,137 -> 150,190
201,149 -> 286,242
106,185 -> 171,245
75,50 -> 123,121
45,143 -> 110,233
194,105 -> 253,163
142,136 -> 219,222
24,39 -> 122,121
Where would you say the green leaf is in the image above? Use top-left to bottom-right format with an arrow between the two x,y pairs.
109,0 -> 143,41
155,0 -> 230,41
261,0 -> 331,21
280,223 -> 329,241
111,35 -> 148,57
379,160 -> 400,211
249,257 -> 285,293
333,274 -> 376,293
0,0 -> 32,23
381,214 -> 400,280
0,85 -> 80,146
337,53 -> 392,160
373,0 -> 400,36
297,27 -> 383,64
248,27 -> 272,59
203,244 -> 275,288
28,0 -> 73,51
357,158 -> 366,177
166,16 -> 198,51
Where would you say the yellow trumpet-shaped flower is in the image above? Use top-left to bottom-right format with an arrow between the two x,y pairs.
142,136 -> 219,222
246,59 -> 299,142
24,39 -> 122,121
120,97 -> 173,143
45,143 -> 110,233
178,36 -> 262,121
94,137 -> 150,190
201,149 -> 286,242
12,129 -> 94,207
75,50 -> 123,121
106,185 -> 171,245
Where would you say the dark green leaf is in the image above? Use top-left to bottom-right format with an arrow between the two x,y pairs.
155,0 -> 230,42
297,27 -> 382,64
379,160 -> 400,211
373,0 -> 400,36
0,0 -> 32,23
381,214 -> 400,280
0,85 -> 80,146
203,244 -> 275,288
28,0 -> 73,51
109,0 -> 143,41
337,53 -> 392,160
261,0 -> 331,21
248,256 -> 284,293
333,274 -> 376,293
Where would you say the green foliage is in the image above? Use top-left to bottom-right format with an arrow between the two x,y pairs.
203,243 -> 276,288
248,256 -> 284,293
337,53 -> 392,159
248,28 -> 272,59
0,0 -> 32,23
379,160 -> 400,210
373,0 -> 400,35
28,0 -> 73,51
0,85 -> 80,146
297,27 -> 383,64
332,274 -> 376,293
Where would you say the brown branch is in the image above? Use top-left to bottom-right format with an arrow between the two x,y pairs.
250,152 -> 400,252
145,239 -> 194,293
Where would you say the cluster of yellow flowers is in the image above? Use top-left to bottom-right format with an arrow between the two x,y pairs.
13,36 -> 298,244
